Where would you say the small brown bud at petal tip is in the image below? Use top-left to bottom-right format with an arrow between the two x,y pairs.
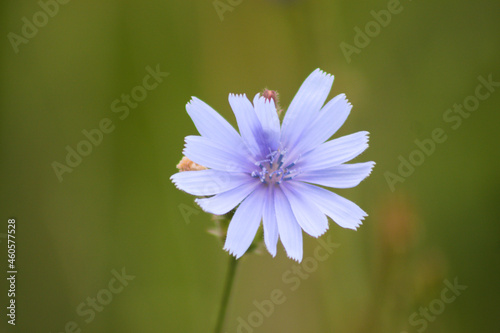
261,89 -> 282,114
262,89 -> 278,102
176,156 -> 207,172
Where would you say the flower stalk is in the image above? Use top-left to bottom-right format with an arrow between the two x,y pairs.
213,255 -> 239,333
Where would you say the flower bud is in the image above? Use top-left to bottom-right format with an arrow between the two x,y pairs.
261,89 -> 282,115
176,156 -> 207,172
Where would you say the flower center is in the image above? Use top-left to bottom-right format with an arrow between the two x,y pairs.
251,149 -> 299,185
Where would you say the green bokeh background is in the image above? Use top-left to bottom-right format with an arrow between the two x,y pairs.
1,0 -> 499,332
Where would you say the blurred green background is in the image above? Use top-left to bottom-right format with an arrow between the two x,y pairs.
1,0 -> 499,332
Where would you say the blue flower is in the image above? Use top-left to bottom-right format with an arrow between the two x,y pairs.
171,69 -> 374,262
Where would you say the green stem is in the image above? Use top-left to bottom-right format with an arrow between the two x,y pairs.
213,255 -> 239,333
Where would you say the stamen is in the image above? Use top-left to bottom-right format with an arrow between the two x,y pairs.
285,155 -> 300,169
251,148 -> 299,185
276,153 -> 284,165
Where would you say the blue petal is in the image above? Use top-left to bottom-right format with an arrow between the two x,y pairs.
295,161 -> 375,188
290,182 -> 367,230
288,94 -> 352,162
262,186 -> 278,257
281,69 -> 334,150
274,186 -> 303,262
281,182 -> 329,237
298,131 -> 369,171
195,180 -> 261,215
186,97 -> 242,146
183,135 -> 255,172
223,186 -> 266,259
171,170 -> 251,196
228,94 -> 267,157
253,94 -> 280,151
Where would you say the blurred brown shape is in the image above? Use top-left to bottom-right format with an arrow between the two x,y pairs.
376,193 -> 419,255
